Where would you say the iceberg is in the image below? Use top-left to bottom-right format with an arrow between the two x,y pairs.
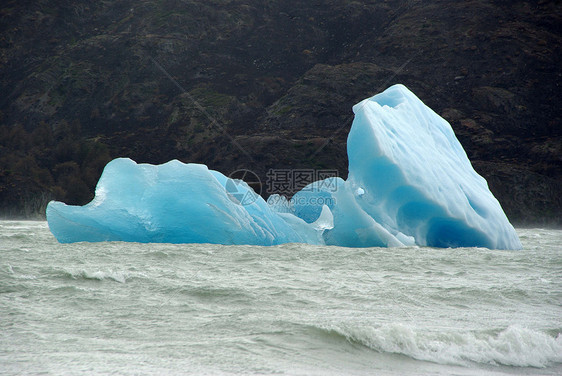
47,84 -> 522,249
46,159 -> 326,245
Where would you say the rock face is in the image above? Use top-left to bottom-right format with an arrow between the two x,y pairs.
1,0 -> 561,224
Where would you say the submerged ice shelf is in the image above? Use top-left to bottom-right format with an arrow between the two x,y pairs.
47,84 -> 522,249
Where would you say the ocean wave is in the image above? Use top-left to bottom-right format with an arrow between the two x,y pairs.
61,269 -> 128,283
319,323 -> 562,368
0,233 -> 34,240
176,285 -> 255,303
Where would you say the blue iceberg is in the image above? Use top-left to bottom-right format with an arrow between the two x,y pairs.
46,159 -> 326,245
47,84 -> 522,249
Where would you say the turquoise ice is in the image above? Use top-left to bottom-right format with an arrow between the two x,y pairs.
46,159 -> 324,245
47,84 -> 521,249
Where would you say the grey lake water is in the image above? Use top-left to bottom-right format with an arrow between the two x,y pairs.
1,221 -> 560,375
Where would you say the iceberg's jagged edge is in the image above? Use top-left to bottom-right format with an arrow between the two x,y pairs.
47,84 -> 522,249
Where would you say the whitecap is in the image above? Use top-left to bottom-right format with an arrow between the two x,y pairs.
324,323 -> 562,368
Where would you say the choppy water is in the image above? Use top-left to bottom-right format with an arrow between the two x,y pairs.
1,221 -> 561,375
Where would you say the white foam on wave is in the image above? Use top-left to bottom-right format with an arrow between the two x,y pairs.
68,269 -> 127,283
327,323 -> 562,368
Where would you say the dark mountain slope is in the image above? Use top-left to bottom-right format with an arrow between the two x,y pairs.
0,0 -> 560,224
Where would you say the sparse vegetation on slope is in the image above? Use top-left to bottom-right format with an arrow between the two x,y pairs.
1,0 -> 560,224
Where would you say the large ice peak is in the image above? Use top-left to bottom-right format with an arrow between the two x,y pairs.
47,84 -> 522,249
345,84 -> 521,249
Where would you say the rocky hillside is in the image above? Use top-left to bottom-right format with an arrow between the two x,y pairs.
1,0 -> 561,224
